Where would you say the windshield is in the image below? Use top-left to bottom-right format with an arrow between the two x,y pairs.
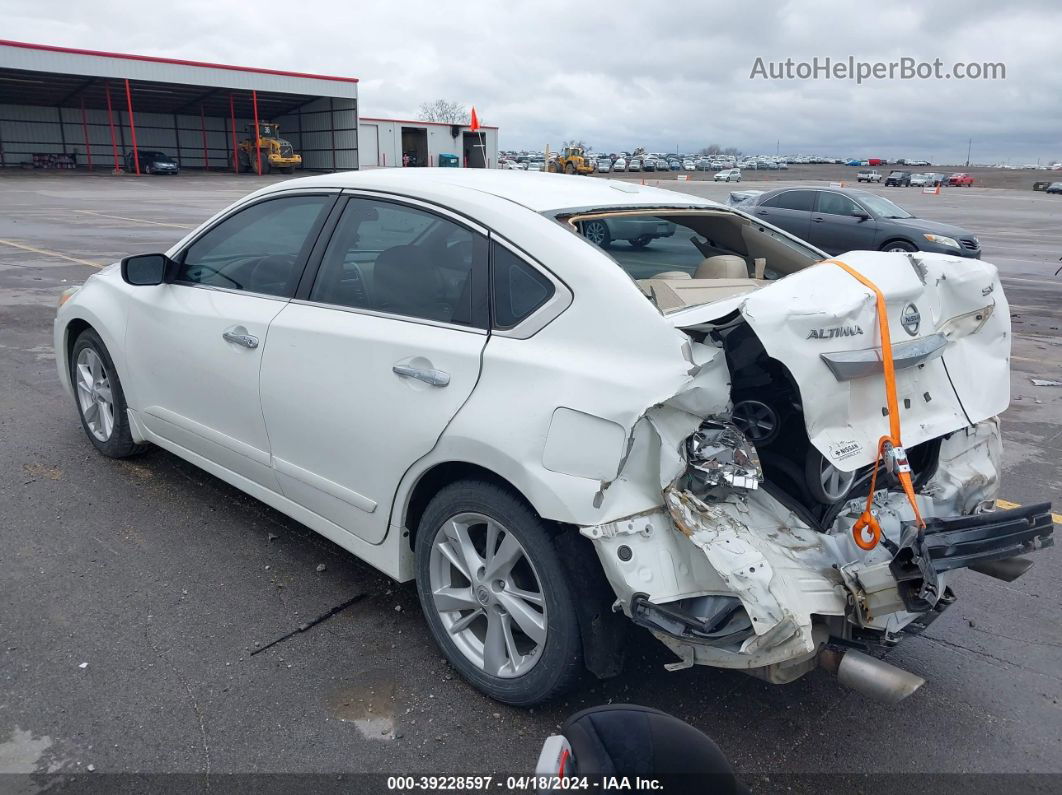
563,209 -> 821,314
858,194 -> 913,219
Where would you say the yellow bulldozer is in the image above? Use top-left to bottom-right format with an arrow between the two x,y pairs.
547,145 -> 596,175
233,121 -> 302,174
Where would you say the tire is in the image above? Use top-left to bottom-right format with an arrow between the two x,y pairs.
283,167 -> 295,175
881,239 -> 917,253
581,219 -> 612,249
414,480 -> 584,706
70,328 -> 147,459
564,163 -> 575,175
629,235 -> 652,249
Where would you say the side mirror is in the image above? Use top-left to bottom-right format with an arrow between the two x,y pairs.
852,211 -> 871,221
121,253 -> 173,286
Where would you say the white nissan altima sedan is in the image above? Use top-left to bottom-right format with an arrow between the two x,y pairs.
55,169 -> 1052,706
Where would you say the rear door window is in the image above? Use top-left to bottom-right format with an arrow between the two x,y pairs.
309,197 -> 488,328
761,190 -> 816,211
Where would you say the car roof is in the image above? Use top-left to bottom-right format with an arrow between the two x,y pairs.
256,169 -> 721,213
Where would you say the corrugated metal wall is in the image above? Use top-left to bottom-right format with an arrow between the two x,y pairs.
0,100 -> 358,171
0,102 -> 271,170
277,96 -> 358,171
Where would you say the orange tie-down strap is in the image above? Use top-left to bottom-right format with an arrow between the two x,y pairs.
821,259 -> 926,550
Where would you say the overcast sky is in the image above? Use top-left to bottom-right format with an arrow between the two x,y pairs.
3,0 -> 1059,163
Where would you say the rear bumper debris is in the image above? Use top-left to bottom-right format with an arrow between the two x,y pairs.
890,502 -> 1054,612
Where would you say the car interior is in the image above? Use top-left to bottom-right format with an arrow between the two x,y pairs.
565,209 -> 822,313
310,201 -> 477,325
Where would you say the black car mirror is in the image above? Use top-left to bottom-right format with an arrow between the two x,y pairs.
121,253 -> 174,286
852,211 -> 871,220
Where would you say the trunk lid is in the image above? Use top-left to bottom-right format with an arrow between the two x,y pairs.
671,251 -> 1009,471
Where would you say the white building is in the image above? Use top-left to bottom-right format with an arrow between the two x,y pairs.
359,117 -> 498,169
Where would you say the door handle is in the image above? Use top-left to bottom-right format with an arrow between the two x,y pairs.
812,216 -> 824,223
756,210 -> 768,216
392,364 -> 450,387
222,330 -> 259,349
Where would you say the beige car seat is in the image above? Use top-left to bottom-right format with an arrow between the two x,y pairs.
694,255 -> 749,279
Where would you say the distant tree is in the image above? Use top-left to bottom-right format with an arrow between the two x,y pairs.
418,100 -> 468,124
699,144 -> 722,156
722,146 -> 741,156
563,139 -> 590,151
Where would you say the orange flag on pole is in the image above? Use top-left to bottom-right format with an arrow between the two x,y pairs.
470,106 -> 480,131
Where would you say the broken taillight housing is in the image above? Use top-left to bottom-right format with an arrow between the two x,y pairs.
685,420 -> 763,492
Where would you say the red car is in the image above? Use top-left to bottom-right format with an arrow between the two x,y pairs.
948,172 -> 974,187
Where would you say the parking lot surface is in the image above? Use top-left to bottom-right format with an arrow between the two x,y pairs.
1,172 -> 1060,785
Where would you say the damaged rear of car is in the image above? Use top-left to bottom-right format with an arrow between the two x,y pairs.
550,202 -> 1053,702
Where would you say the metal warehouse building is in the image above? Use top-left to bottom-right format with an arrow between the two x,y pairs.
359,117 -> 498,169
0,39 -> 359,172
0,40 -> 500,175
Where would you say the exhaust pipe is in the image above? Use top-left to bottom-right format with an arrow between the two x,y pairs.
820,649 -> 925,704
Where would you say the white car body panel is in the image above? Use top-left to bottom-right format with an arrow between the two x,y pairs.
259,302 -> 488,544
123,284 -> 286,490
736,250 -> 1009,471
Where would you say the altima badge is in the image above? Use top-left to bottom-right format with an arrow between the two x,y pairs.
900,303 -> 921,336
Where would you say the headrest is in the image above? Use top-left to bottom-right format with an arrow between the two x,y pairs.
649,271 -> 692,280
695,255 -> 749,279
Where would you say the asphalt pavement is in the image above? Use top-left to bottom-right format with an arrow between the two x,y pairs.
1,172 -> 1059,789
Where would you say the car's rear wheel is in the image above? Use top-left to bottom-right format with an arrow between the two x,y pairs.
805,448 -> 857,504
582,220 -> 612,248
70,329 -> 147,458
414,480 -> 583,706
630,235 -> 652,248
881,239 -> 917,253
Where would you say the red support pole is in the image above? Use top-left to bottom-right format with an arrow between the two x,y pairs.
104,82 -> 119,172
251,90 -> 262,176
200,105 -> 209,171
229,94 -> 239,174
79,98 -> 93,171
329,97 -> 337,171
124,79 -> 140,175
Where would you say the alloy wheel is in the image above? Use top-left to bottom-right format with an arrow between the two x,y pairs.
428,512 -> 547,678
75,348 -> 114,442
731,399 -> 779,445
583,221 -> 608,246
817,457 -> 856,502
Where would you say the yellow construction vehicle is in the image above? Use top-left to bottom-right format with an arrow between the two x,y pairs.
547,145 -> 595,175
233,121 -> 302,174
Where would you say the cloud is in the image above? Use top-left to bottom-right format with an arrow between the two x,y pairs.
3,0 -> 1059,162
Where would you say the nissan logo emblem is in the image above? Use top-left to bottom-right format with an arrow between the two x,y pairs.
900,303 -> 921,336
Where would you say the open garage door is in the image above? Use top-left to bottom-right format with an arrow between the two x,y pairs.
462,132 -> 487,168
400,126 -> 427,167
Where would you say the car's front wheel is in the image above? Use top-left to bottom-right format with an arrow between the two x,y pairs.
629,236 -> 652,248
415,480 -> 583,706
882,239 -> 917,253
70,329 -> 147,458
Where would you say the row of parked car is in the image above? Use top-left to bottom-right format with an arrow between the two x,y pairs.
857,170 -> 975,188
